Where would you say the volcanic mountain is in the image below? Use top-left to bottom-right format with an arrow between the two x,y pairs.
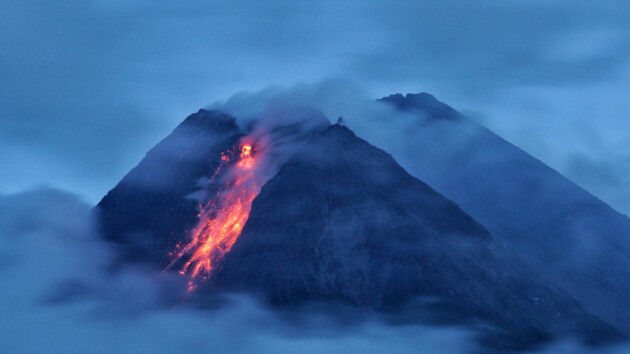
96,98 -> 625,349
211,123 -> 619,345
377,93 -> 630,335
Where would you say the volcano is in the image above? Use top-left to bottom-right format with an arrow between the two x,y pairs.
96,97 -> 625,349
377,93 -> 630,336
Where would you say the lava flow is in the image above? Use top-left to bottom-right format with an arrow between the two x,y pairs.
166,141 -> 264,292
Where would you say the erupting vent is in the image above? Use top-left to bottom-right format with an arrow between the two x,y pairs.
166,141 -> 264,292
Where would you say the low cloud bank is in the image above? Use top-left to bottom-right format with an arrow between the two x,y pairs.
0,188 -> 478,354
2,189 -> 629,352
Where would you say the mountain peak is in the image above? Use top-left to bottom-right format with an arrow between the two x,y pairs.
179,109 -> 238,134
379,92 -> 461,120
322,120 -> 355,137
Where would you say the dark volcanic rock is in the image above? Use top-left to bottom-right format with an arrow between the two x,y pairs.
96,109 -> 241,266
378,93 -> 630,336
379,93 -> 462,120
96,107 -> 330,267
212,124 -> 620,347
214,124 -> 494,303
96,102 -> 624,349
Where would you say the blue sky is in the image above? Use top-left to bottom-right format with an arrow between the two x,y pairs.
1,0 -> 629,213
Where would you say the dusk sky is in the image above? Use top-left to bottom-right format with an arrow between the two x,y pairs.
1,0 -> 629,213
4,2 -> 630,353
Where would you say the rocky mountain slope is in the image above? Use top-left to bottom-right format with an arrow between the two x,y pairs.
378,93 -> 630,335
95,96 -> 628,349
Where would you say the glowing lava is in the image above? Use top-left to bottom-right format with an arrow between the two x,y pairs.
166,142 -> 263,292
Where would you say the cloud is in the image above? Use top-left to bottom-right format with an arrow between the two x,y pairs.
565,152 -> 630,216
358,1 -> 630,88
0,187 -> 484,353
473,81 -> 630,215
2,186 -> 630,353
1,0 -> 629,211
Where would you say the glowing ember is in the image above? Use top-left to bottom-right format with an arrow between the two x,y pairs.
166,142 -> 263,292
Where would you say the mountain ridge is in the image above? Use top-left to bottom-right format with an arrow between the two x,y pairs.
377,92 -> 630,335
210,122 -> 619,348
95,93 -> 629,349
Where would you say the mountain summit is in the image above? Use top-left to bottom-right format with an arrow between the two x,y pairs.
96,96 -> 625,350
378,92 -> 630,336
379,93 -> 462,120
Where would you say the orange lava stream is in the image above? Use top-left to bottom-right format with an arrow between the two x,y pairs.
166,143 -> 261,292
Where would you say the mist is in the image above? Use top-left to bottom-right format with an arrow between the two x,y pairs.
2,1 -> 629,211
2,170 -> 630,352
0,188 -> 481,353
